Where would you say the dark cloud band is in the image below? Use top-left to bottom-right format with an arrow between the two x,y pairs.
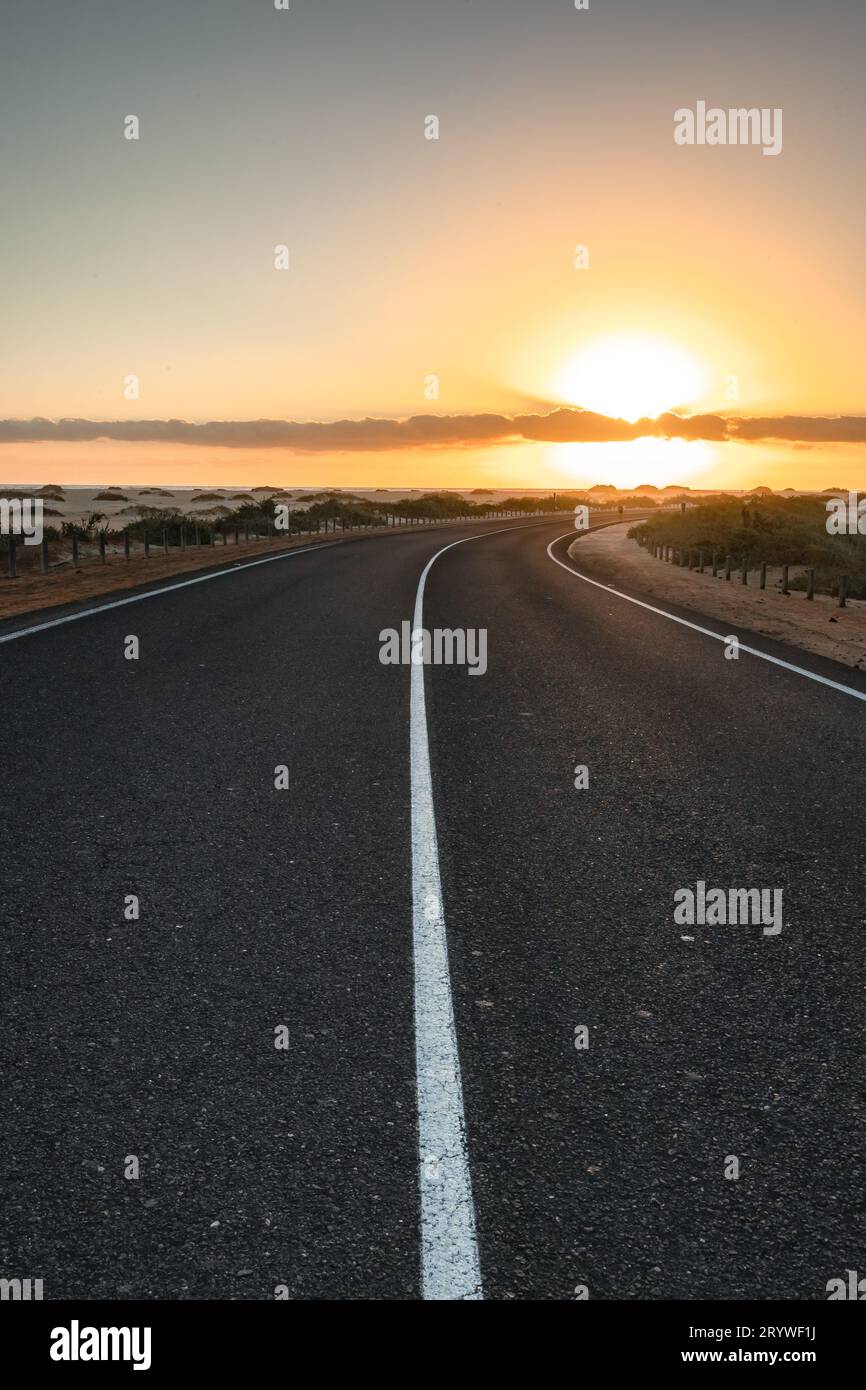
0,410 -> 864,449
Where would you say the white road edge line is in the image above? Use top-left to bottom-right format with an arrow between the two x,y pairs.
0,541 -> 341,645
547,531 -> 866,705
411,521 -> 536,1300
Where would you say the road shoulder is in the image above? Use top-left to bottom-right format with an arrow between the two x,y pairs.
569,522 -> 866,670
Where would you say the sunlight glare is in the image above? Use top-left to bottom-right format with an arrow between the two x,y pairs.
553,334 -> 710,422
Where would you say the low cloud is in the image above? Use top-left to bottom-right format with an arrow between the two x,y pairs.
512,409 -> 730,442
726,416 -> 866,443
0,410 -> 864,450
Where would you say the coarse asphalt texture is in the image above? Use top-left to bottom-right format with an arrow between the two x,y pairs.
1,514 -> 864,1299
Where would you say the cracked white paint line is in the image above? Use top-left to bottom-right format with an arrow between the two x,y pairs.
409,523 -> 538,1299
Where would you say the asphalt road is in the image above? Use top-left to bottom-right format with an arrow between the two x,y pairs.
1,514 -> 864,1300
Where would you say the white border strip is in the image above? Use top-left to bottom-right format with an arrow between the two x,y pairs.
0,542 -> 340,645
547,532 -> 866,705
411,522 -> 537,1299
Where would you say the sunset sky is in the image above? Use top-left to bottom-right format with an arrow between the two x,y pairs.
1,0 -> 864,490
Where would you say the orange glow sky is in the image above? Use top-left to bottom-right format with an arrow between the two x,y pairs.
2,1 -> 865,491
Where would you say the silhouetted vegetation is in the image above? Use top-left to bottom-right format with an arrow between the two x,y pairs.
630,496 -> 866,597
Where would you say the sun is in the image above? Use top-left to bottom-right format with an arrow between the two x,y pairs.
552,333 -> 710,422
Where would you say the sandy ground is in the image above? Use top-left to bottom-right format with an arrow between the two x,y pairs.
570,523 -> 866,670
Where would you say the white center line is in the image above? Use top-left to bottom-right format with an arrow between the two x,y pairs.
547,531 -> 866,705
0,541 -> 341,645
410,521 -> 543,1300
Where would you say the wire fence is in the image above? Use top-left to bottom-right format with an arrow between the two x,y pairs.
1,509 -> 571,581
637,536 -> 856,608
